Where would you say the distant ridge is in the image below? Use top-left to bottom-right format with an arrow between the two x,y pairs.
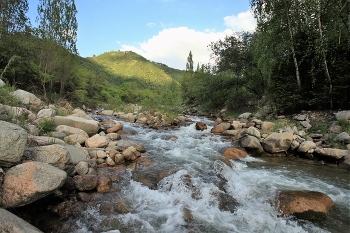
89,51 -> 184,87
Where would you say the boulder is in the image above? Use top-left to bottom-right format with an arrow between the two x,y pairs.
85,134 -> 108,148
0,120 -> 27,167
11,89 -> 42,110
334,110 -> 350,120
0,208 -> 43,233
106,133 -> 121,141
122,146 -> 141,161
114,153 -> 125,165
100,110 -> 114,116
106,122 -> 124,133
262,132 -> 293,153
223,148 -> 247,159
65,144 -> 89,164
28,135 -> 65,146
56,125 -> 89,145
96,173 -> 112,192
238,112 -> 252,119
274,190 -> 334,221
297,141 -> 316,153
1,162 -> 67,207
24,144 -> 74,175
75,161 -> 89,175
246,126 -> 261,139
333,132 -> 350,144
314,148 -> 350,160
72,108 -> 94,120
195,122 -> 207,131
300,121 -> 312,130
211,122 -> 231,134
54,115 -> 99,135
239,135 -> 264,156
36,108 -> 56,120
114,140 -> 146,152
74,175 -> 98,191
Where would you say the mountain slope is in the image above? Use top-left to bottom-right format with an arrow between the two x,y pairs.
89,51 -> 182,87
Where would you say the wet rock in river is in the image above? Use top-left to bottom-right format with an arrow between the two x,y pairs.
274,190 -> 334,221
195,121 -> 207,131
262,132 -> 293,153
223,148 -> 247,159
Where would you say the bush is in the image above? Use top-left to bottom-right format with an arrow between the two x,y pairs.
38,119 -> 56,135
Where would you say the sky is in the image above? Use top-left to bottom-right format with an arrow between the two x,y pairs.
27,0 -> 256,70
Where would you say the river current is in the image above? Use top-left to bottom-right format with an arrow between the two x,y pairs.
61,115 -> 349,233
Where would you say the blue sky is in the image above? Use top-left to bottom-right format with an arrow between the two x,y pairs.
28,0 -> 256,70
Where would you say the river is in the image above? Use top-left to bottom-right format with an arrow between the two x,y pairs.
42,115 -> 350,232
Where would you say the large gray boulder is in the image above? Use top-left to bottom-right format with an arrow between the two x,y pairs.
24,144 -> 74,175
0,208 -> 43,233
334,110 -> 350,120
239,135 -> 264,156
262,132 -> 293,153
54,115 -> 99,135
28,135 -> 65,146
1,161 -> 67,207
56,125 -> 89,144
246,126 -> 261,139
211,122 -> 231,134
72,108 -> 94,120
333,132 -> 350,144
314,148 -> 350,160
297,141 -> 316,153
65,144 -> 89,164
11,89 -> 42,110
0,120 -> 27,167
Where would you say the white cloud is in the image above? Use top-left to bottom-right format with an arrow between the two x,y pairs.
147,22 -> 156,27
224,10 -> 256,32
120,27 -> 233,70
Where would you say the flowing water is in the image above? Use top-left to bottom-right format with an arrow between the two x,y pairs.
56,116 -> 349,233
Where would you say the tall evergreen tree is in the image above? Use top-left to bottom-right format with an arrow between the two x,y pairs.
186,51 -> 194,72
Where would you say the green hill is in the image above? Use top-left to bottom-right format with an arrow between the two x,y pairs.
89,51 -> 182,88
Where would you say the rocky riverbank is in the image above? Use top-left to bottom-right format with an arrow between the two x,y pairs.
0,87 -> 349,232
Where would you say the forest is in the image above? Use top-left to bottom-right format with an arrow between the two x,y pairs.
183,0 -> 349,113
0,0 -> 349,115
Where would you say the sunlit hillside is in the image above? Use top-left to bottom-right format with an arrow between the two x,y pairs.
89,51 -> 182,87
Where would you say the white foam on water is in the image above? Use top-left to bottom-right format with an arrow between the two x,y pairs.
80,115 -> 348,233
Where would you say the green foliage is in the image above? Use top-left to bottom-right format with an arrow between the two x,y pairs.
0,84 -> 22,106
338,119 -> 350,134
309,121 -> 328,134
38,119 -> 55,135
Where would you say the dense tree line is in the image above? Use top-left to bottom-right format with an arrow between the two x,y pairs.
182,0 -> 349,113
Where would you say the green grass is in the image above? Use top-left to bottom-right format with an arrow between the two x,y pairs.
0,84 -> 22,106
338,119 -> 350,134
38,119 -> 56,135
308,121 -> 328,134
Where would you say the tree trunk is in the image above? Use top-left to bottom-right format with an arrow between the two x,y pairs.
285,2 -> 301,89
317,7 -> 333,109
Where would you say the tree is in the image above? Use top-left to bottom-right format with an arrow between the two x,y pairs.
186,51 -> 194,72
0,0 -> 29,37
36,0 -> 78,54
36,0 -> 78,101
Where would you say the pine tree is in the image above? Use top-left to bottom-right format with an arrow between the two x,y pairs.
186,51 -> 194,72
